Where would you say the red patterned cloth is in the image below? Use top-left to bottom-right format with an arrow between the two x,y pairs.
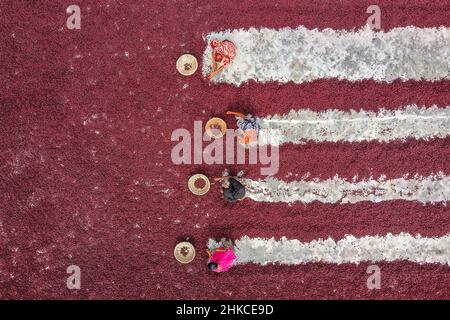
209,39 -> 236,79
212,39 -> 236,65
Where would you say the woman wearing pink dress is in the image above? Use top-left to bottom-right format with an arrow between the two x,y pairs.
207,243 -> 237,273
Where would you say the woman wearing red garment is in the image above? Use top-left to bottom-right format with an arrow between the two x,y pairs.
209,38 -> 236,79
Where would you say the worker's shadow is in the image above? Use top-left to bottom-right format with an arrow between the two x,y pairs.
227,99 -> 254,116
176,228 -> 233,250
176,234 -> 197,247
205,225 -> 235,241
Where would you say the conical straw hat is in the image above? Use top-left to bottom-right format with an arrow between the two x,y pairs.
188,174 -> 210,196
205,117 -> 227,139
174,242 -> 196,264
176,54 -> 198,76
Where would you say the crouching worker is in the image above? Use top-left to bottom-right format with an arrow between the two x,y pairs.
215,169 -> 245,202
227,111 -> 261,146
207,239 -> 237,273
209,38 -> 236,80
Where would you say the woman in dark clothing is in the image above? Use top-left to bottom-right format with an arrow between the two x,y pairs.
215,170 -> 246,202
223,177 -> 246,202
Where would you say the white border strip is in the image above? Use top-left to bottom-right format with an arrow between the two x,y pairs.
258,105 -> 450,145
243,173 -> 449,204
209,234 -> 450,266
203,26 -> 450,86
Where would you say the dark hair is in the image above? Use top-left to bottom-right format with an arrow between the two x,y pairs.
208,262 -> 218,271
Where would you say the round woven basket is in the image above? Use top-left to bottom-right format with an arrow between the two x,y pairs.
188,174 -> 210,196
176,54 -> 198,76
205,117 -> 227,139
174,242 -> 196,264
